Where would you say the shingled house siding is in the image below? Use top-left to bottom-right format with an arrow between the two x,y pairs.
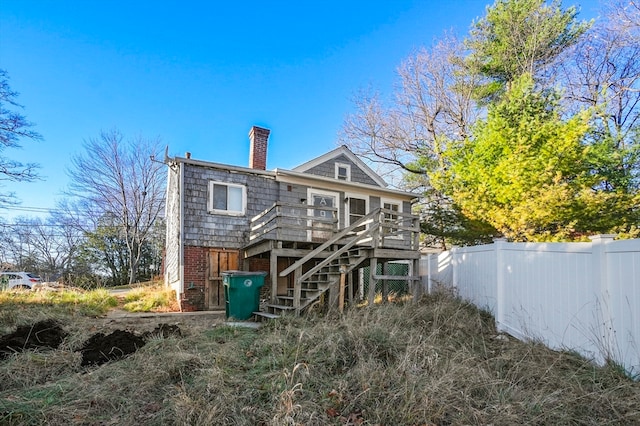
175,163 -> 279,310
164,165 -> 181,297
182,163 -> 278,249
304,154 -> 380,186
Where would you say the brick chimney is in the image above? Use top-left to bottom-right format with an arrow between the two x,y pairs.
249,126 -> 270,170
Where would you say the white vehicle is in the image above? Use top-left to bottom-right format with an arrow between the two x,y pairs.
0,272 -> 42,290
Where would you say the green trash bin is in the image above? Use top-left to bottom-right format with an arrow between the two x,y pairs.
222,271 -> 267,320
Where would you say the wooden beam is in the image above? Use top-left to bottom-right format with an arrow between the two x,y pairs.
412,258 -> 421,302
293,267 -> 302,315
270,251 -> 278,304
372,248 -> 421,259
339,266 -> 346,313
372,275 -> 420,281
368,257 -> 377,307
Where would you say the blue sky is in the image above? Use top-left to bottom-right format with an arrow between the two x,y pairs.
0,0 -> 603,220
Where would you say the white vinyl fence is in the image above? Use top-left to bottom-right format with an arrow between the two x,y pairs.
421,235 -> 640,377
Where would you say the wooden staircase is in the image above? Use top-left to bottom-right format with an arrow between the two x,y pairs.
262,247 -> 369,316
251,207 -> 421,320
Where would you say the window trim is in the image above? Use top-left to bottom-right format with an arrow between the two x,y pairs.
381,198 -> 403,239
208,181 -> 247,216
345,192 -> 368,230
335,162 -> 351,181
307,188 -> 340,240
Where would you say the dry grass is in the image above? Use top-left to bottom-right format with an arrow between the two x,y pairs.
1,290 -> 638,425
120,285 -> 179,312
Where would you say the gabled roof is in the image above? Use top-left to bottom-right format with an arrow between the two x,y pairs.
292,145 -> 388,188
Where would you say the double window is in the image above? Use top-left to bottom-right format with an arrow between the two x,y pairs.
208,181 -> 246,215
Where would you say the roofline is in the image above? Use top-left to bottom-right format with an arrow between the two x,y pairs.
274,168 -> 417,200
293,145 -> 388,187
167,155 -> 418,201
168,156 -> 277,177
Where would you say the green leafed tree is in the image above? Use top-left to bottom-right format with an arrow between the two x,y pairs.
466,0 -> 590,102
435,75 -> 637,241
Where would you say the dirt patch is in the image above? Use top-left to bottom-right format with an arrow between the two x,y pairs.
79,329 -> 147,366
0,320 -> 67,359
79,323 -> 183,366
0,320 -> 186,367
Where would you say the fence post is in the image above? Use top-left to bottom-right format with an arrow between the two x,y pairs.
451,247 -> 458,293
589,234 -> 616,363
427,254 -> 432,294
494,238 -> 507,333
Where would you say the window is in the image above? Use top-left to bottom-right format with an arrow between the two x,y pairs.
208,181 -> 246,215
335,163 -> 351,181
348,197 -> 367,232
382,200 -> 401,236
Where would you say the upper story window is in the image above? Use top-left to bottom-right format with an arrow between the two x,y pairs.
208,181 -> 246,215
335,163 -> 351,181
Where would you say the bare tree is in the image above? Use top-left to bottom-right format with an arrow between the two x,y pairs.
67,130 -> 165,284
559,0 -> 640,193
0,69 -> 42,204
606,0 -> 640,43
341,35 -> 478,182
340,35 -> 487,249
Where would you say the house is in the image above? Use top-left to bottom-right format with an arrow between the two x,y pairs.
164,126 -> 422,314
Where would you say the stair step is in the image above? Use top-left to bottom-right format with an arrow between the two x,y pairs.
278,295 -> 310,301
253,311 -> 280,320
266,304 -> 296,311
287,289 -> 322,298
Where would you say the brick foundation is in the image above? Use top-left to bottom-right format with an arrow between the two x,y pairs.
180,246 -> 273,312
247,257 -> 271,299
181,246 -> 207,311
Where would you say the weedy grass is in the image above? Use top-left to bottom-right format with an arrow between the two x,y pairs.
1,290 -> 639,425
0,288 -> 118,334
121,285 -> 179,312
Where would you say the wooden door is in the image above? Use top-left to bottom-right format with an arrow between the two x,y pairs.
308,190 -> 338,241
207,249 -> 239,309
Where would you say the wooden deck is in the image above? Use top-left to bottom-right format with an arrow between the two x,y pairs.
244,202 -> 422,315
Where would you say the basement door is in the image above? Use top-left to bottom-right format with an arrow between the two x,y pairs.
207,249 -> 239,309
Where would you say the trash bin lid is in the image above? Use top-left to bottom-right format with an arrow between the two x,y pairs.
221,270 -> 267,276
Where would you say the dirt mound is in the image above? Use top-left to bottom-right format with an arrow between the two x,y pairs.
0,320 -> 67,359
79,323 -> 182,366
0,321 -> 183,367
79,330 -> 147,366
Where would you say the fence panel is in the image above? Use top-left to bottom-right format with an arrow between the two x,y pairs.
499,242 -> 601,362
422,237 -> 640,377
454,245 -> 498,313
606,239 -> 640,375
420,252 -> 453,293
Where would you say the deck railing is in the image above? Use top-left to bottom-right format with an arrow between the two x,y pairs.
249,202 -> 420,250
249,202 -> 338,243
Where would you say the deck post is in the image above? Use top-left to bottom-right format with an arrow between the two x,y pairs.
293,267 -> 302,315
339,265 -> 347,313
412,258 -> 421,302
368,257 -> 377,307
270,251 -> 278,304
